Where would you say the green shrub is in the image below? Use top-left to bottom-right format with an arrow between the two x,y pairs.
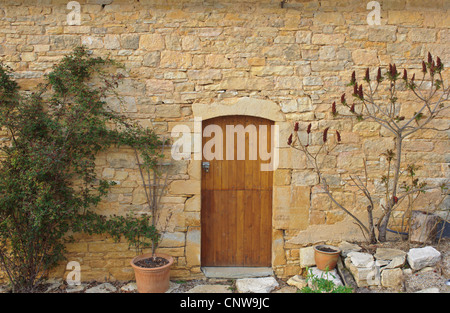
0,47 -> 161,292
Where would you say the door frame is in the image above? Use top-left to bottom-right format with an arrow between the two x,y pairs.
192,98 -> 286,270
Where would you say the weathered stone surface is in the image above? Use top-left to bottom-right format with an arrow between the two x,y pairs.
287,275 -> 308,289
352,49 -> 379,65
348,252 -> 374,268
139,34 -> 165,51
338,241 -> 362,258
381,268 -> 403,288
345,254 -> 380,287
374,248 -> 407,261
407,246 -> 441,271
368,26 -> 397,42
235,277 -> 279,293
299,246 -> 315,268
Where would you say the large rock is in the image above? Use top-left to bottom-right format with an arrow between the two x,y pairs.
347,252 -> 374,268
235,277 -> 279,293
407,246 -> 441,271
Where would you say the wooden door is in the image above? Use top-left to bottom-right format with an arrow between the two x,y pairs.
201,115 -> 273,267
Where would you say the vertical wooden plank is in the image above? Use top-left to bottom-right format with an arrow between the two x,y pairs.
236,189 -> 245,266
243,189 -> 253,266
251,190 -> 261,265
260,190 -> 272,266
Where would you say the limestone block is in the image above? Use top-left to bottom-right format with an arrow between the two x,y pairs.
287,275 -> 308,289
311,33 -> 345,45
146,79 -> 174,95
381,268 -> 403,288
313,12 -> 345,25
160,50 -> 192,68
236,277 -> 279,293
169,180 -> 200,195
299,246 -> 315,268
139,33 -> 165,51
407,246 -> 441,271
186,227 -> 200,267
159,232 -> 186,248
295,31 -> 312,44
121,34 -> 140,49
338,241 -> 362,258
368,26 -> 397,42
303,76 -> 323,86
408,28 -> 437,43
388,11 -> 423,25
352,49 -> 379,65
347,252 -> 374,268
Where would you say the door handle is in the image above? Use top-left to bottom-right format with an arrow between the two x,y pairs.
202,161 -> 210,173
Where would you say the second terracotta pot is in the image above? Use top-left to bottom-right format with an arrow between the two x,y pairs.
130,253 -> 173,293
314,244 -> 341,271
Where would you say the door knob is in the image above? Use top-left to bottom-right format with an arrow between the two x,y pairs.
202,161 -> 210,173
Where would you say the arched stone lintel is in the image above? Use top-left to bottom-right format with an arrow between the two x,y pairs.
192,97 -> 285,122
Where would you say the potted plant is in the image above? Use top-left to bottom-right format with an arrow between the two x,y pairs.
313,244 -> 341,271
129,141 -> 174,293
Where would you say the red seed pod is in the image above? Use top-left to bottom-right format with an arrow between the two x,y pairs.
336,130 -> 341,142
411,73 -> 415,82
332,101 -> 337,116
403,69 -> 408,81
307,123 -> 312,134
353,82 -> 358,96
350,103 -> 355,113
422,61 -> 427,73
428,52 -> 433,65
392,64 -> 397,76
393,196 -> 399,204
341,93 -> 346,104
294,122 -> 299,132
430,61 -> 436,75
436,57 -> 442,69
365,68 -> 370,81
350,71 -> 356,85
358,85 -> 364,99
377,67 -> 382,82
323,127 -> 329,143
287,134 -> 293,146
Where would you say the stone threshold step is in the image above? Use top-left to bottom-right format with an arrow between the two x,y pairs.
201,267 -> 274,279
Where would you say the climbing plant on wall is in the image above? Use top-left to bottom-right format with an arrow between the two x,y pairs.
0,47 -> 162,292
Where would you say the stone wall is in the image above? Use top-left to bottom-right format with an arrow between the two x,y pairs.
0,0 -> 449,282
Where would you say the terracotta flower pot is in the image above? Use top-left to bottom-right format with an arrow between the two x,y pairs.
314,245 -> 341,271
130,253 -> 173,293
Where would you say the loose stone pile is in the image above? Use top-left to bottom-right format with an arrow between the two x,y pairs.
297,241 -> 445,291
